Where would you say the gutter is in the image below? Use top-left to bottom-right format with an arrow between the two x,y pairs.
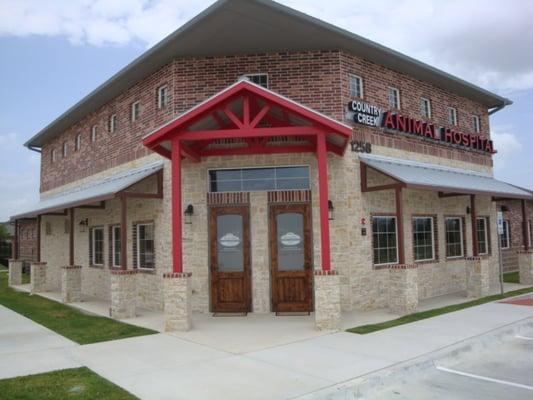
489,99 -> 513,115
27,145 -> 42,153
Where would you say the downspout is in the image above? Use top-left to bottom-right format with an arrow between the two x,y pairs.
27,145 -> 42,153
488,99 -> 513,115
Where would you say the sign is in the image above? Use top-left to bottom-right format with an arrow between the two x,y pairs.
219,233 -> 240,247
351,140 -> 372,153
497,211 -> 504,235
280,232 -> 301,246
346,101 -> 496,154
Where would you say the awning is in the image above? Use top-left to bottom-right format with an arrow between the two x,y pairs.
359,154 -> 532,199
11,162 -> 164,220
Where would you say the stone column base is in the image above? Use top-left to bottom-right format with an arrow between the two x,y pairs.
163,272 -> 192,332
8,259 -> 22,287
388,265 -> 418,315
466,257 -> 490,298
110,270 -> 137,319
61,266 -> 82,303
30,262 -> 47,294
314,270 -> 341,331
518,251 -> 533,285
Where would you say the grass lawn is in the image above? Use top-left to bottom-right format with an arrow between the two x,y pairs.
0,264 -> 7,271
0,273 -> 156,344
503,271 -> 520,284
0,367 -> 137,400
348,286 -> 533,334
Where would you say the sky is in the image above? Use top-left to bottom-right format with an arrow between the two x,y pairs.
0,0 -> 532,221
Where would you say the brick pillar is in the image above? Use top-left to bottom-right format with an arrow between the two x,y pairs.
314,270 -> 341,331
388,264 -> 418,315
466,257 -> 490,298
8,259 -> 22,287
110,270 -> 137,319
61,266 -> 82,303
30,262 -> 47,293
163,272 -> 192,332
518,251 -> 533,285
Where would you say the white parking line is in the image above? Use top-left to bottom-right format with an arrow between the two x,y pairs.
436,366 -> 533,391
516,335 -> 533,341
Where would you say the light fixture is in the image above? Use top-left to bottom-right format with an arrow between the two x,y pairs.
328,200 -> 335,221
466,206 -> 471,215
184,204 -> 194,225
500,205 -> 509,212
78,218 -> 89,232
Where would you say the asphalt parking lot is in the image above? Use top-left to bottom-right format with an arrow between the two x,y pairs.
374,329 -> 533,399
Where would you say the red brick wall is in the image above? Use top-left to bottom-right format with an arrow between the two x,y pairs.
497,199 -> 533,271
40,50 -> 493,192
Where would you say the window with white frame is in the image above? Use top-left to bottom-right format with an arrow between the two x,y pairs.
157,85 -> 168,109
108,114 -> 117,133
112,225 -> 121,267
420,97 -> 432,118
476,217 -> 489,255
75,133 -> 81,151
242,73 -> 268,88
90,227 -> 104,266
348,74 -> 363,99
131,101 -> 140,122
372,216 -> 398,265
447,107 -> 458,126
445,217 -> 464,258
91,125 -> 97,142
388,87 -> 400,109
501,220 -> 510,249
136,223 -> 154,269
62,142 -> 68,158
413,217 -> 435,261
472,115 -> 481,133
51,149 -> 56,163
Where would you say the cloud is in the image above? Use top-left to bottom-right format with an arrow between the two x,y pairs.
491,126 -> 522,172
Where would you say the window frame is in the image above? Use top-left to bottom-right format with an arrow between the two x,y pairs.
476,217 -> 489,255
420,97 -> 432,118
131,101 -> 140,122
136,222 -> 155,270
62,142 -> 68,158
242,73 -> 269,88
51,149 -> 56,163
348,74 -> 363,99
109,114 -> 117,133
91,125 -> 97,142
447,107 -> 458,126
157,85 -> 168,109
111,224 -> 121,268
412,216 -> 436,262
91,226 -> 104,266
472,115 -> 481,133
387,87 -> 400,109
372,215 -> 399,266
445,217 -> 464,259
75,133 -> 82,152
501,220 -> 510,249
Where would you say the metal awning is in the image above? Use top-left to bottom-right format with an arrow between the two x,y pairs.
359,154 -> 532,199
11,162 -> 164,220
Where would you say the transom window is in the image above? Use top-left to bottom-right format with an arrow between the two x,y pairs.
108,114 -> 117,133
91,125 -> 97,142
131,101 -> 140,122
445,217 -> 464,258
420,97 -> 432,118
388,87 -> 400,109
242,73 -> 268,88
413,217 -> 435,262
208,166 -> 310,193
501,220 -> 510,249
90,227 -> 104,266
447,107 -> 458,126
136,223 -> 154,269
472,115 -> 481,133
372,216 -> 398,265
112,225 -> 121,267
476,217 -> 489,255
348,74 -> 363,98
157,85 -> 168,109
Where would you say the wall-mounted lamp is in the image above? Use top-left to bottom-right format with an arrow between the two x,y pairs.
184,204 -> 194,225
328,200 -> 335,221
500,205 -> 510,212
78,218 -> 89,233
466,206 -> 471,215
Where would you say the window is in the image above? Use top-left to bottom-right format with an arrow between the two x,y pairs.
90,227 -> 104,266
108,114 -> 117,133
75,133 -> 81,151
157,85 -> 168,109
242,73 -> 268,88
447,107 -> 458,126
62,142 -> 68,158
348,74 -> 363,98
208,166 -> 310,192
476,217 -> 489,255
91,125 -> 97,142
136,223 -> 154,269
112,225 -> 121,267
51,149 -> 56,163
388,87 -> 400,109
413,217 -> 435,262
501,220 -> 510,249
445,217 -> 464,258
131,101 -> 140,122
372,216 -> 398,265
472,115 -> 481,133
528,220 -> 532,247
420,97 -> 432,118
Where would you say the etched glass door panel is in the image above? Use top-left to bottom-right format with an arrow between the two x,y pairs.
276,212 -> 305,271
217,214 -> 244,272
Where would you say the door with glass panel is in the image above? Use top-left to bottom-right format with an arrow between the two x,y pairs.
209,206 -> 251,313
270,203 -> 312,312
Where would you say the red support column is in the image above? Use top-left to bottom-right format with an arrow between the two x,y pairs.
316,133 -> 331,271
171,138 -> 183,273
120,195 -> 128,269
69,208 -> 74,265
522,199 -> 529,251
471,195 -> 478,257
395,186 -> 405,264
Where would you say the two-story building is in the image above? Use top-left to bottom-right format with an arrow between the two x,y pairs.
9,0 -> 533,331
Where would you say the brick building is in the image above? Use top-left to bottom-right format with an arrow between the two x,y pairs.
9,0 -> 533,330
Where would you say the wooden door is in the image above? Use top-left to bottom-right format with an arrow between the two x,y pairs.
209,206 -> 251,313
270,203 -> 313,312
